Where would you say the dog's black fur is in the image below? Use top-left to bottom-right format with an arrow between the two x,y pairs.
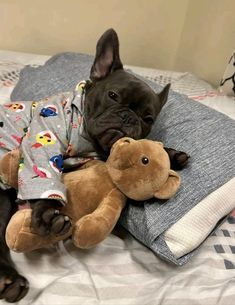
0,29 -> 189,302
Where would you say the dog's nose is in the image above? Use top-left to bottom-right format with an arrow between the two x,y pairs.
120,111 -> 138,126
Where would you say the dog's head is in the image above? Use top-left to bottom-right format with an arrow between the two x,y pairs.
84,29 -> 170,155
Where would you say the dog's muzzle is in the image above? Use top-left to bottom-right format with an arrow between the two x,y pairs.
97,128 -> 125,152
119,110 -> 139,126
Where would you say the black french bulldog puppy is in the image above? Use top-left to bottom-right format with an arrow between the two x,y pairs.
0,29 -> 189,302
83,29 -> 189,166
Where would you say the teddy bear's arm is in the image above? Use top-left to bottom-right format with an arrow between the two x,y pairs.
72,189 -> 127,249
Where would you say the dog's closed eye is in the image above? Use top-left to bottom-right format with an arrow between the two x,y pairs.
143,115 -> 154,125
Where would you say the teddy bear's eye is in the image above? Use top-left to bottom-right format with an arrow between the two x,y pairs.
142,157 -> 149,165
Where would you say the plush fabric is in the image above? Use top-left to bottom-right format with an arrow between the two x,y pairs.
11,53 -> 235,265
5,138 -> 180,252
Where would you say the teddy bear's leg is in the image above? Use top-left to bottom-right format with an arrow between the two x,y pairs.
73,190 -> 126,249
6,209 -> 72,253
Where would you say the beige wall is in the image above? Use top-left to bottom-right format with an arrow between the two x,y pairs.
0,0 -> 234,86
175,0 -> 235,86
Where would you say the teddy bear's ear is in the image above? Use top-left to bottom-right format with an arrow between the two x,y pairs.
154,170 -> 181,199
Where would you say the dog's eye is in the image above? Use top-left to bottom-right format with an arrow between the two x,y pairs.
108,91 -> 118,101
141,157 -> 149,165
143,115 -> 154,125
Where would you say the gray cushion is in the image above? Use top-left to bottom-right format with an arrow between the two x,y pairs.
11,52 -> 94,101
120,88 -> 235,265
11,53 -> 235,265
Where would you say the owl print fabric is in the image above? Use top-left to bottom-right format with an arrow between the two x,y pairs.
0,81 -> 97,204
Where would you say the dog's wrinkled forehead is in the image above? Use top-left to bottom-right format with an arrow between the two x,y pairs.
108,71 -> 152,90
100,70 -> 156,103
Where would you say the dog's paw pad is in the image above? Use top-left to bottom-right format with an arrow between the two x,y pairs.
0,273 -> 29,303
51,214 -> 72,236
32,208 -> 71,236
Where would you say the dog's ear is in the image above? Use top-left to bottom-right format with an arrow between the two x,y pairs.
90,29 -> 123,81
158,83 -> 171,108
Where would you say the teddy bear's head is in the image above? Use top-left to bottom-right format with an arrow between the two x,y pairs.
106,137 -> 181,201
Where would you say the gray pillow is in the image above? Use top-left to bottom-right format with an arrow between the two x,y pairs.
11,52 -> 94,101
120,90 -> 235,265
11,53 -> 235,265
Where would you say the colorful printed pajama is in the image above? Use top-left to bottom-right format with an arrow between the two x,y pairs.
0,82 -> 97,204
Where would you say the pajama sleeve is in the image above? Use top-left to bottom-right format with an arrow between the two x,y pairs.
17,98 -> 69,204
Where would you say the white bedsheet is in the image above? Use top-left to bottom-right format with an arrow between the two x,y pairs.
0,50 -> 234,305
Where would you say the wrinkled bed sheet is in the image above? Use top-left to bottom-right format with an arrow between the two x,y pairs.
11,213 -> 235,305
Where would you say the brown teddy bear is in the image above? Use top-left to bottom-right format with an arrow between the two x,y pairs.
0,137 -> 181,253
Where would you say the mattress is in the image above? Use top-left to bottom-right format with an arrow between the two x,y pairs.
0,50 -> 234,305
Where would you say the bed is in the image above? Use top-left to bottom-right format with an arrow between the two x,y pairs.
0,50 -> 234,305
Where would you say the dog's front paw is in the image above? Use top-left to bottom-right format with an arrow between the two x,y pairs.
164,148 -> 190,170
31,200 -> 71,236
0,265 -> 29,303
173,151 -> 190,170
